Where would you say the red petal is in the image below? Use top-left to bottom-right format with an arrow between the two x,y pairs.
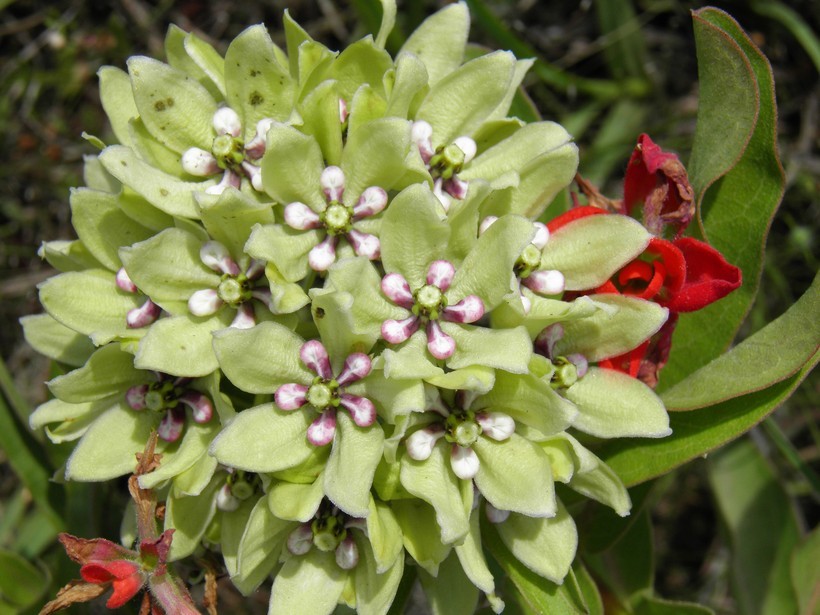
599,341 -> 650,379
645,238 -> 685,302
107,572 -> 145,608
665,237 -> 742,312
546,205 -> 608,233
81,560 -> 140,583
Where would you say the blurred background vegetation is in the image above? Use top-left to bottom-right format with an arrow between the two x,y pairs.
0,0 -> 817,613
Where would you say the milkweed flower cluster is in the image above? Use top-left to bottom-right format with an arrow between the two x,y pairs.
25,3 -> 740,614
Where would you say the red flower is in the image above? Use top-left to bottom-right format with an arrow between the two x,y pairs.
623,133 -> 694,238
80,559 -> 144,609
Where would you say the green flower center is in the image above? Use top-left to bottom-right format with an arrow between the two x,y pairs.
311,515 -> 345,552
217,275 -> 251,306
516,244 -> 542,278
321,203 -> 353,235
444,410 -> 482,447
414,284 -> 447,318
144,381 -> 179,412
212,134 -> 245,170
227,470 -> 260,500
429,142 -> 466,180
551,357 -> 578,389
307,382 -> 334,409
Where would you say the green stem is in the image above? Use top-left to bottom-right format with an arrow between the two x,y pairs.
0,355 -> 30,423
762,417 -> 820,497
465,0 -> 651,100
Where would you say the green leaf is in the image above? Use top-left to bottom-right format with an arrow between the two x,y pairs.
65,401 -> 156,481
709,439 -> 800,615
260,123 -> 325,208
269,551 -> 346,615
540,214 -> 650,291
399,3 -> 468,86
564,367 -> 670,439
790,524 -> 820,615
661,273 -> 820,410
100,145 -> 211,218
127,56 -> 218,153
633,596 -> 715,615
574,564 -> 604,615
20,314 -> 95,367
212,321 -> 312,393
165,477 -> 220,560
324,413 -> 384,518
48,344 -> 140,403
210,403 -> 316,473
599,355 -> 818,486
496,501 -> 578,584
594,0 -> 647,79
662,8 -> 785,387
483,521 -> 588,614
0,549 -> 47,608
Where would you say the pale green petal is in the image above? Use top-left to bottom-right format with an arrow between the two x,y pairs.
474,434 -> 555,517
209,403 -> 315,473
353,531 -> 404,615
99,145 -> 212,218
197,188 -> 275,257
20,314 -> 95,367
400,443 -> 472,545
172,449 -> 219,496
324,413 -> 384,517
385,52 -> 429,118
38,269 -> 142,345
417,51 -> 516,145
212,321 -> 312,393
445,323 -> 532,374
221,497 -> 261,582
134,312 -> 229,377
342,118 -> 411,202
139,421 -> 220,490
119,190 -> 175,232
165,477 -> 220,560
127,56 -> 218,152
39,239 -> 104,273
496,500 -> 578,584
29,397 -> 107,432
266,264 -> 311,315
554,295 -> 669,361
48,343 -> 139,403
260,123 -> 324,208
426,365 -> 495,395
399,3 -> 468,86
183,31 -> 226,97
65,401 -> 156,481
120,227 -> 220,301
381,331 -> 444,380
541,214 -> 650,291
366,497 -> 403,573
245,223 -> 321,283
350,370 -> 425,423
225,25 -> 294,135
492,295 -> 599,339
392,498 -> 450,575
298,80 -> 344,165
455,511 -> 496,598
269,550 -> 346,615
98,66 -> 138,147
333,37 -> 393,101
127,116 -> 185,177
83,154 -> 121,193
164,24 -> 223,100
267,478 -> 324,522
419,551 -> 479,615
380,183 -> 450,288
564,366 -> 671,439
236,498 -> 292,595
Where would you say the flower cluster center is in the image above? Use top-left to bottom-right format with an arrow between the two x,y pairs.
444,409 -> 482,447
144,380 -> 181,413
428,142 -> 467,181
306,379 -> 339,410
217,274 -> 252,306
212,134 -> 245,170
516,244 -> 543,278
311,512 -> 348,552
413,284 -> 447,318
321,203 -> 353,236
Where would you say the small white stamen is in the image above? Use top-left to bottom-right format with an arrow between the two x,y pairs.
188,289 -> 223,316
406,425 -> 445,461
182,147 -> 219,177
476,412 -> 515,441
479,216 -> 498,236
320,166 -> 345,202
453,136 -> 477,164
284,202 -> 322,230
450,444 -> 479,479
213,107 -> 242,137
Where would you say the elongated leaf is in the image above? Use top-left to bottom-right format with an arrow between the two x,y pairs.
663,9 -> 785,388
599,354 -> 818,486
790,525 -> 820,615
0,549 -> 47,608
708,439 -> 800,615
662,274 -> 819,410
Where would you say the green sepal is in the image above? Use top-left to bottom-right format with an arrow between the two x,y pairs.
475,370 -> 578,436
183,31 -> 226,97
100,145 -> 212,218
419,550 -> 479,615
225,25 -> 294,135
381,331 -> 445,380
332,37 -> 393,101
39,239 -> 104,272
324,412 -> 384,518
134,312 -> 229,377
83,154 -> 121,193
48,343 -> 140,403
426,365 -> 495,395
98,66 -> 138,147
245,223 -> 321,283
196,188 -> 275,258
29,398 -> 109,443
209,403 -> 316,473
38,269 -> 142,345
164,24 -> 223,100
474,434 -> 556,517
235,497 -> 292,595
20,313 -> 95,367
554,295 -> 669,362
298,79 -> 344,166
164,475 -> 221,560
260,123 -> 325,208
455,510 -> 499,607
445,323 -> 533,374
392,498 -> 451,575
399,3 -> 468,86
385,52 -> 429,118
564,367 -> 671,439
493,295 -> 599,339
70,188 -> 154,271
380,184 -> 450,288
417,51 -> 516,146
65,400 -> 157,481
353,530 -> 405,615
127,56 -> 218,152
267,478 -> 324,522
120,227 -> 220,301
342,117 -> 411,204
495,500 -> 578,584
400,442 -> 472,545
269,550 -> 347,615
212,321 -> 312,393
541,214 -> 650,291
366,497 -> 403,573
